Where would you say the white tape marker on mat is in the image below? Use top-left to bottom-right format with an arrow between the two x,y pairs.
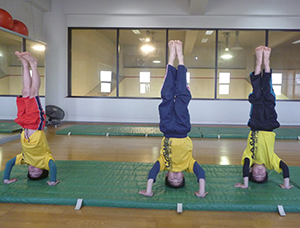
75,199 -> 83,210
177,203 -> 183,213
277,205 -> 286,216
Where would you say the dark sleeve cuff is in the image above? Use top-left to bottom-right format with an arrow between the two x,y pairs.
193,162 -> 205,181
243,158 -> 250,177
147,161 -> 160,182
280,160 -> 289,178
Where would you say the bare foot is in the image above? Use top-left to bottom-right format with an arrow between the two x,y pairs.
175,40 -> 184,65
20,52 -> 38,67
168,40 -> 176,66
254,46 -> 263,75
15,51 -> 29,67
263,46 -> 271,73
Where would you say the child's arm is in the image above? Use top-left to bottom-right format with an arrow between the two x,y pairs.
279,160 -> 293,189
138,161 -> 160,197
193,162 -> 208,197
47,160 -> 61,186
235,158 -> 249,189
3,157 -> 18,184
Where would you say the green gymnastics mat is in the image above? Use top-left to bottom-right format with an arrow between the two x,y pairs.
200,126 -> 300,139
199,126 -> 249,139
1,161 -> 300,212
0,122 -> 22,133
55,125 -> 203,138
274,128 -> 300,140
289,166 -> 300,189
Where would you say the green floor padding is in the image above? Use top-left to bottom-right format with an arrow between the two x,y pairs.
274,128 -> 300,140
0,122 -> 22,133
199,126 -> 249,139
56,125 -> 299,139
200,126 -> 300,139
1,161 -> 300,212
55,125 -> 203,138
289,166 -> 300,189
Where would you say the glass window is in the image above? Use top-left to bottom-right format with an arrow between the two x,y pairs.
268,31 -> 300,100
118,29 -> 166,98
217,30 -> 265,99
0,29 -> 23,96
169,30 -> 216,99
70,29 -> 117,97
68,28 -> 300,101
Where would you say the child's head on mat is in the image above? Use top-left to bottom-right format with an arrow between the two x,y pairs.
165,171 -> 185,188
249,164 -> 268,183
27,165 -> 49,180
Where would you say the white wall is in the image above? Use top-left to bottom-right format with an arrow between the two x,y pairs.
1,0 -> 300,125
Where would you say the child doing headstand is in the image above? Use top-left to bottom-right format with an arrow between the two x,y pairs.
235,46 -> 293,190
139,40 -> 207,197
3,51 -> 60,186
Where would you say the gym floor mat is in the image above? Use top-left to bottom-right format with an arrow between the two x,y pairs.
55,125 -> 203,138
1,161 -> 299,212
274,128 -> 300,140
200,126 -> 300,139
199,126 -> 249,139
0,122 -> 22,133
56,125 -> 299,139
0,134 -> 20,145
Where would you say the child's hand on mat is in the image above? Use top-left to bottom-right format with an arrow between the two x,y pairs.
234,183 -> 248,189
138,190 -> 153,197
279,183 -> 294,189
194,191 -> 208,198
3,178 -> 17,184
47,180 -> 61,186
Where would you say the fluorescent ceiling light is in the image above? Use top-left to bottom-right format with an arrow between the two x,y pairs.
32,45 -> 46,51
205,31 -> 214,35
201,38 -> 208,43
221,53 -> 233,59
141,45 -> 154,52
153,60 -> 161,63
132,30 -> 141,34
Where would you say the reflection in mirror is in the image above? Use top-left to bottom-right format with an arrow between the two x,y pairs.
119,29 -> 166,98
0,29 -> 46,96
0,29 -> 22,95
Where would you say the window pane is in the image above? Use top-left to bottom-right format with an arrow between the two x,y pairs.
269,31 -> 300,100
119,29 -> 166,97
217,30 -> 265,99
0,29 -> 23,96
25,39 -> 46,96
169,29 -> 216,99
70,29 -> 117,97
